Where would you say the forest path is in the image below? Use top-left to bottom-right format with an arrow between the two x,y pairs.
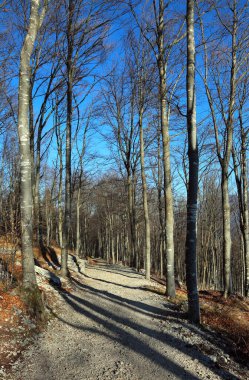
8,262 -> 241,380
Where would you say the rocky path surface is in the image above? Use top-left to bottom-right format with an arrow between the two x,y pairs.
6,262 -> 249,380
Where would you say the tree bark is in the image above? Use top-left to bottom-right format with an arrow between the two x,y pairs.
139,111 -> 151,280
157,129 -> 164,279
76,188 -> 81,256
61,0 -> 74,276
17,0 -> 46,288
221,171 -> 232,297
232,123 -> 249,296
56,124 -> 63,248
157,0 -> 175,298
185,0 -> 200,324
128,171 -> 136,267
198,0 -> 237,298
241,133 -> 249,296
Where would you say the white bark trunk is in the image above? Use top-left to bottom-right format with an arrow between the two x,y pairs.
17,0 -> 47,288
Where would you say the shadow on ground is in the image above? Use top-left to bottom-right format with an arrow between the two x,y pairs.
40,244 -> 60,269
49,263 -> 240,380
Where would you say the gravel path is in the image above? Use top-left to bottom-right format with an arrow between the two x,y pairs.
6,262 -> 248,380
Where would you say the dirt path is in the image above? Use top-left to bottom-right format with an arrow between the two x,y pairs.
6,262 -> 248,380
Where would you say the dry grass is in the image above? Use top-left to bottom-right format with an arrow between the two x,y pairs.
173,288 -> 249,365
148,274 -> 249,366
0,285 -> 31,370
0,242 -> 63,371
199,290 -> 249,364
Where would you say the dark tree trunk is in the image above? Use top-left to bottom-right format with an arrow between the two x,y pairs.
185,0 -> 200,324
61,0 -> 74,276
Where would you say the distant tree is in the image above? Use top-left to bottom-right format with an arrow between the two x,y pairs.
59,0 -> 115,276
232,77 -> 249,297
101,69 -> 140,268
128,32 -> 153,280
198,0 -> 244,297
129,0 -> 186,297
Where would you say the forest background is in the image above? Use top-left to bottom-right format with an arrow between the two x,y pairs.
0,0 -> 248,320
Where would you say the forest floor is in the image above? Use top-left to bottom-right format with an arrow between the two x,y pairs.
1,256 -> 249,380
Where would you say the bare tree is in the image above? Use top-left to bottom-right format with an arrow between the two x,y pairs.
17,0 -> 48,312
232,77 -> 249,296
185,0 -> 200,323
198,0 -> 239,297
128,31 -> 153,279
129,0 -> 186,297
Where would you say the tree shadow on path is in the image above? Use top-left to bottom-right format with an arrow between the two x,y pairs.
83,264 -> 248,371
53,275 -> 237,380
86,263 -> 144,279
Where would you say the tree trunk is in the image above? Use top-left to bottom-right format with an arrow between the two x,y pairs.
158,0 -> 175,298
17,0 -> 45,288
57,134 -> 63,248
233,125 -> 249,296
185,0 -> 200,324
128,171 -> 136,267
17,0 -> 47,319
157,128 -> 164,279
61,0 -> 74,276
139,112 -> 151,280
221,170 -> 232,297
76,188 -> 81,256
241,135 -> 249,296
34,124 -> 43,244
116,233 -> 119,263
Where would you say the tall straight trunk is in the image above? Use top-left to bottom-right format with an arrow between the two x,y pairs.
221,6 -> 237,297
139,112 -> 151,280
17,0 -> 46,288
160,89 -> 175,297
46,196 -> 51,246
105,222 -> 110,262
158,0 -> 175,298
61,0 -> 74,276
111,231 -> 115,264
116,233 -> 119,263
232,125 -> 249,296
109,215 -> 115,264
132,171 -> 138,269
199,1 -> 237,297
185,0 -> 200,324
57,170 -> 63,248
57,138 -> 63,248
241,137 -> 249,296
98,230 -> 102,257
34,124 -> 42,244
221,171 -> 232,296
128,171 -> 136,267
55,104 -> 63,247
157,128 -> 164,279
84,215 -> 87,255
29,80 -> 35,202
76,188 -> 81,256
